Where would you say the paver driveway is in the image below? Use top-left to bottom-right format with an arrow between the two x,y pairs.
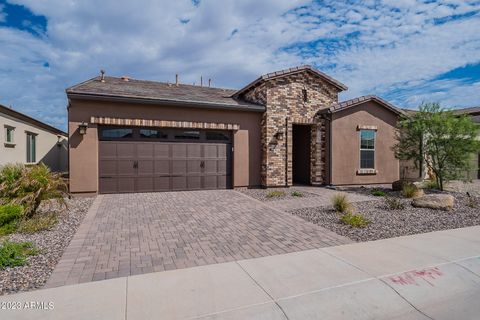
47,190 -> 350,287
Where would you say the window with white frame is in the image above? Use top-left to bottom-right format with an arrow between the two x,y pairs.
26,132 -> 37,163
4,126 -> 15,143
359,129 -> 375,169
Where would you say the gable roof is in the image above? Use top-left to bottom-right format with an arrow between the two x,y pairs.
320,95 -> 403,115
452,106 -> 480,115
67,76 -> 265,112
0,104 -> 67,136
234,65 -> 348,97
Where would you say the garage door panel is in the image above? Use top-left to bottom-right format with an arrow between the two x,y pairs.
187,144 -> 202,157
218,175 -> 228,189
154,144 -> 169,158
172,176 -> 187,190
117,160 -> 136,175
187,160 -> 201,174
218,145 -> 228,158
117,144 -> 136,158
137,144 -> 154,158
99,178 -> 117,194
187,176 -> 201,189
99,160 -> 116,176
118,177 -> 135,193
99,143 -> 117,158
154,177 -> 170,191
154,160 -> 170,175
204,160 -> 217,174
204,176 -> 217,189
138,160 -> 154,176
172,160 -> 187,175
204,145 -> 217,158
217,160 -> 227,174
172,144 -> 186,157
136,177 -> 154,192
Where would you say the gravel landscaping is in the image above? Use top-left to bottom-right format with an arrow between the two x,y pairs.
0,197 -> 94,295
237,187 -> 318,201
292,191 -> 480,242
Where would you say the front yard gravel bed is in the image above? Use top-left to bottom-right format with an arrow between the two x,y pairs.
291,192 -> 480,242
0,197 -> 94,295
237,187 -> 318,201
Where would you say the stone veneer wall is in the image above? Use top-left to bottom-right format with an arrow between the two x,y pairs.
241,71 -> 340,186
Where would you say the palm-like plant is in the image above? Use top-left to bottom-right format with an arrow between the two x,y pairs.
0,164 -> 68,218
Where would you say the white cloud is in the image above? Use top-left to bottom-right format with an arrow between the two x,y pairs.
0,0 -> 479,130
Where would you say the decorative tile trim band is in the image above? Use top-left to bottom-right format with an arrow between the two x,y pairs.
290,117 -> 315,124
357,125 -> 378,130
90,116 -> 240,130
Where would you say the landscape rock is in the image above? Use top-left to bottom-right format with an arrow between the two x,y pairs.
412,194 -> 455,211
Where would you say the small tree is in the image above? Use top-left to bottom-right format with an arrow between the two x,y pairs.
393,103 -> 480,191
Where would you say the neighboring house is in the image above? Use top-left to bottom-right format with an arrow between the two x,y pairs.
399,106 -> 480,181
67,65 -> 403,194
454,107 -> 480,180
0,104 -> 68,172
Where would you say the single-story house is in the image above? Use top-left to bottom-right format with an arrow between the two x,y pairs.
67,65 -> 403,194
0,103 -> 68,172
454,106 -> 480,180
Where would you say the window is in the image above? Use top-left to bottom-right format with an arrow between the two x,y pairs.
360,129 -> 375,169
4,126 -> 14,143
302,89 -> 308,102
140,129 -> 168,139
26,132 -> 36,163
174,130 -> 200,140
101,128 -> 133,139
206,131 -> 230,141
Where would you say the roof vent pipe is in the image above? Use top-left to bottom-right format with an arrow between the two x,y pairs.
200,76 -> 203,87
208,79 -> 211,87
175,74 -> 179,86
100,70 -> 105,82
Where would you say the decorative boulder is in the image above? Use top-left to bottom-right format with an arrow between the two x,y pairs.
392,180 -> 408,191
412,194 -> 455,211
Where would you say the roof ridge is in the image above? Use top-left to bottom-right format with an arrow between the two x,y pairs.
99,75 -> 238,92
234,65 -> 347,97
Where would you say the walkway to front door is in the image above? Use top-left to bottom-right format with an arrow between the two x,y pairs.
47,190 -> 350,287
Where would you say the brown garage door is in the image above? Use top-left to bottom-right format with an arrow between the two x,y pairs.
98,128 -> 232,193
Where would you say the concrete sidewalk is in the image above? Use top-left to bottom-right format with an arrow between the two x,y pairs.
1,226 -> 480,320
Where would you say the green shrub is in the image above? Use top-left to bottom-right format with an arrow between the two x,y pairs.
385,197 -> 406,210
0,240 -> 38,269
466,193 -> 478,208
0,164 -> 24,201
340,212 -> 371,228
0,204 -> 23,236
266,190 -> 286,198
0,204 -> 23,226
371,188 -> 386,197
331,194 -> 351,213
402,183 -> 419,198
18,213 -> 58,234
1,164 -> 68,218
423,180 -> 439,190
291,191 -> 303,197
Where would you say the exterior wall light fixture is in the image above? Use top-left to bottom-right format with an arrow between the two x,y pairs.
78,122 -> 88,135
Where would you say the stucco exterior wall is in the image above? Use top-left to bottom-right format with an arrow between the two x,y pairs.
330,101 -> 400,185
68,99 -> 262,193
241,70 -> 340,186
0,112 -> 68,172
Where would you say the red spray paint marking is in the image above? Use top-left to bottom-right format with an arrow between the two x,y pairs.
388,267 -> 443,287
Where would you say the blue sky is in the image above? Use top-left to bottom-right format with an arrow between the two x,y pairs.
0,0 -> 479,131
